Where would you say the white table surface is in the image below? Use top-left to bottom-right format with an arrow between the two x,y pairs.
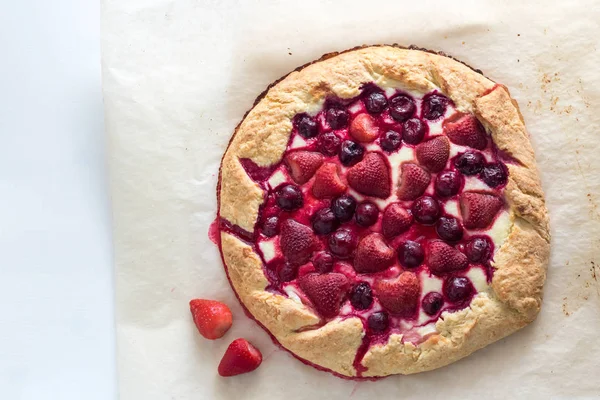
0,1 -> 116,399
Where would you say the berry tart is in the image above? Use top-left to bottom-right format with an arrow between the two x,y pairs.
215,45 -> 550,378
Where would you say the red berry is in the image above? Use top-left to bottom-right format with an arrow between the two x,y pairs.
353,233 -> 395,273
397,163 -> 430,201
382,203 -> 412,239
189,299 -> 233,340
347,152 -> 391,199
416,136 -> 450,173
375,271 -> 420,316
218,338 -> 263,377
459,191 -> 504,229
443,114 -> 487,150
298,272 -> 350,318
349,113 -> 379,143
284,151 -> 324,184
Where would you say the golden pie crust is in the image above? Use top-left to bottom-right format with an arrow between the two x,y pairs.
217,45 -> 550,377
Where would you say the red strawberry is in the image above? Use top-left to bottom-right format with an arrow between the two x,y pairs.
382,203 -> 413,238
427,241 -> 468,275
374,271 -> 420,316
353,233 -> 395,273
284,151 -> 324,184
396,163 -> 430,201
298,272 -> 350,318
279,219 -> 317,266
459,191 -> 504,229
443,114 -> 488,150
347,152 -> 391,199
311,162 -> 347,199
349,113 -> 379,143
218,338 -> 263,377
416,136 -> 450,172
189,299 -> 233,340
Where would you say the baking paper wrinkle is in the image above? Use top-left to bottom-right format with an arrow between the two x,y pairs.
103,0 -> 600,398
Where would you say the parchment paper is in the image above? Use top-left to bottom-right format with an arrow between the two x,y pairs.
102,1 -> 600,398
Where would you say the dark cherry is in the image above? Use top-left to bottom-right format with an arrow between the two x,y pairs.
402,118 -> 426,145
422,292 -> 444,316
318,131 -> 342,156
279,262 -> 298,282
364,92 -> 388,114
454,151 -> 485,175
350,282 -> 373,310
422,93 -> 449,120
331,194 -> 357,222
389,95 -> 416,122
262,216 -> 279,237
367,311 -> 389,332
313,251 -> 334,273
411,196 -> 441,225
397,240 -> 425,268
339,140 -> 365,166
326,107 -> 349,129
436,216 -> 464,242
435,170 -> 462,197
312,208 -> 338,235
355,201 -> 379,227
380,130 -> 402,152
480,163 -> 508,187
296,114 -> 318,139
275,184 -> 303,211
465,237 -> 491,262
444,276 -> 474,302
328,228 -> 358,258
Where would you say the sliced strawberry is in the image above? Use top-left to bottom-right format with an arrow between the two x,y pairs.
284,151 -> 324,184
459,191 -> 504,229
443,114 -> 488,150
374,271 -> 420,316
396,163 -> 430,201
189,299 -> 233,340
353,233 -> 395,273
416,136 -> 450,172
349,113 -> 379,143
427,241 -> 469,275
382,203 -> 413,238
298,272 -> 350,318
218,338 -> 263,377
347,152 -> 391,199
279,219 -> 317,266
311,162 -> 347,199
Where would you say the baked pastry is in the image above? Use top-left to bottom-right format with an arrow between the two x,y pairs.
215,45 -> 550,378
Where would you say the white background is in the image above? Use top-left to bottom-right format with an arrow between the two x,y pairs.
0,1 -> 116,399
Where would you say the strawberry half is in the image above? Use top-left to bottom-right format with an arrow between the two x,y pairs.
298,272 -> 350,318
347,152 -> 391,199
382,203 -> 413,238
354,233 -> 395,273
311,162 -> 347,199
218,338 -> 263,377
279,219 -> 317,266
416,136 -> 450,172
396,163 -> 430,201
284,151 -> 324,184
443,114 -> 488,150
459,191 -> 504,229
349,113 -> 379,143
374,271 -> 420,316
189,299 -> 233,340
427,241 -> 469,275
